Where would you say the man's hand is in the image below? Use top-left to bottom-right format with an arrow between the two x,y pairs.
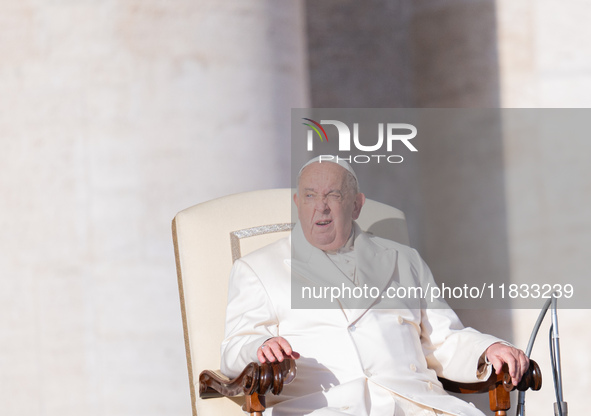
485,342 -> 529,386
257,337 -> 300,363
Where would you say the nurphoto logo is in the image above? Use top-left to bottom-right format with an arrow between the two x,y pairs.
302,118 -> 418,164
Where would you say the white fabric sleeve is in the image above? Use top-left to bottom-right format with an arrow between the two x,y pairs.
220,259 -> 279,378
413,249 -> 503,383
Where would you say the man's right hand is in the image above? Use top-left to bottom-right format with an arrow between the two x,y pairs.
257,337 -> 300,363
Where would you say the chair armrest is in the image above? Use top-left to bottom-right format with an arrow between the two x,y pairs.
438,359 -> 541,394
439,359 -> 541,416
199,359 -> 296,399
199,359 -> 296,415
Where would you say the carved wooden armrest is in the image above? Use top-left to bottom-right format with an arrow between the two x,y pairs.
199,359 -> 297,416
439,359 -> 542,416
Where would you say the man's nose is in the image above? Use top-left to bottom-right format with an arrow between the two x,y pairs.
314,195 -> 330,211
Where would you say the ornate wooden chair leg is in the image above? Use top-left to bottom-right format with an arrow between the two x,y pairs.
244,392 -> 266,416
488,381 -> 511,416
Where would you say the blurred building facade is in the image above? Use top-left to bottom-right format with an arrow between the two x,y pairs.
0,0 -> 590,415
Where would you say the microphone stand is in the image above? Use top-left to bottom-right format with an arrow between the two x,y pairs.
515,294 -> 567,416
550,296 -> 567,416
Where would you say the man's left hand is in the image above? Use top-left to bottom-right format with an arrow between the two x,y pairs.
485,342 -> 529,386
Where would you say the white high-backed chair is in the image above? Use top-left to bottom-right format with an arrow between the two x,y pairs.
172,188 -> 410,416
172,189 -> 540,416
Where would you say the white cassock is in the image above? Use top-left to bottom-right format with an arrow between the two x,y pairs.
221,222 -> 502,416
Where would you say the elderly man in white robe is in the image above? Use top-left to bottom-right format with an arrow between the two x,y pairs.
221,157 -> 529,416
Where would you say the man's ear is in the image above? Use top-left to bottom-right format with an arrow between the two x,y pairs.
352,193 -> 365,220
293,192 -> 299,208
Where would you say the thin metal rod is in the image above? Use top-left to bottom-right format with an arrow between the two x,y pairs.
551,296 -> 564,405
515,298 -> 552,416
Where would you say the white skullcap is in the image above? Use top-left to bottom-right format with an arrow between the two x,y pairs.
298,155 -> 358,183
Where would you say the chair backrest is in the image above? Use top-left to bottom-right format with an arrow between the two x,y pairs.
172,188 -> 409,416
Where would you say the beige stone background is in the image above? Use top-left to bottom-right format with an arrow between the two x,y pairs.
1,1 -> 590,415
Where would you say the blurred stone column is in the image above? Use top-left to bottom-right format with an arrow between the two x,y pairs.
407,2 -> 512,353
0,1 -> 308,415
496,3 -> 591,414
304,2 -> 506,412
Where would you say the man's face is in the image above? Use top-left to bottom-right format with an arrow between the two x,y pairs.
294,162 -> 365,251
